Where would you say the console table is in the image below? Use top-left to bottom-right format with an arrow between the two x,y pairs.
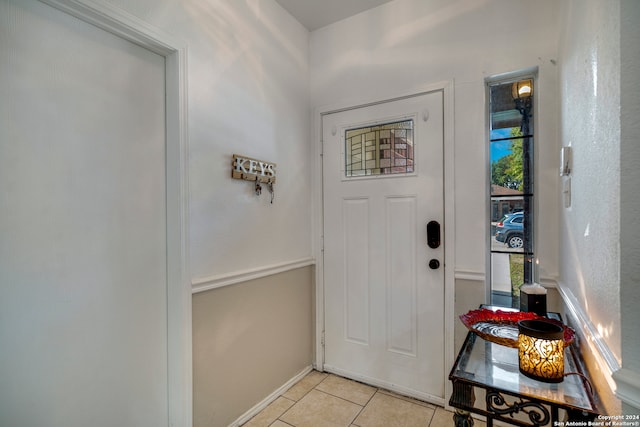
449,307 -> 600,426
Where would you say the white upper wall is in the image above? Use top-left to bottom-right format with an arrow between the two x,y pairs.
310,0 -> 562,277
103,0 -> 312,281
558,0 -> 621,363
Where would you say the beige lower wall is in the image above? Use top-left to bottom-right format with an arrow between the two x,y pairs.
192,265 -> 314,427
454,279 -> 486,353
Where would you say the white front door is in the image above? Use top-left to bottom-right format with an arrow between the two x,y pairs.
322,91 -> 445,402
0,1 -> 171,425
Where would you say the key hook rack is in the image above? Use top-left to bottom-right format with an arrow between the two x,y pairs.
253,177 -> 275,203
231,154 -> 277,203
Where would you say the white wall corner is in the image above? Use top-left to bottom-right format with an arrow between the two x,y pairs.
229,365 -> 313,427
612,368 -> 640,411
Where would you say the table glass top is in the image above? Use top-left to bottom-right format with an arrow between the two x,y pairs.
451,307 -> 594,412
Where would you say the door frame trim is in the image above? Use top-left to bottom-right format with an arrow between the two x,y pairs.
39,1 -> 192,424
313,81 -> 455,405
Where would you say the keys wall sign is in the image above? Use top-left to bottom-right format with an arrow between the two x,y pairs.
231,154 -> 276,202
231,154 -> 276,183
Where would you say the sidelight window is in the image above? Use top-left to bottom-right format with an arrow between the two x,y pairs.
488,75 -> 535,308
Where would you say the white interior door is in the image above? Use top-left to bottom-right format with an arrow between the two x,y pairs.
322,91 -> 445,402
0,1 -> 170,425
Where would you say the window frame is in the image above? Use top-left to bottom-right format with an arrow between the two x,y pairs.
485,69 -> 538,308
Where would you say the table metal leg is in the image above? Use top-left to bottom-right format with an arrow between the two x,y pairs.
453,409 -> 474,427
450,380 -> 476,427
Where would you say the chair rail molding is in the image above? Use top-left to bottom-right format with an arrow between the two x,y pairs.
192,257 -> 315,294
454,269 -> 485,282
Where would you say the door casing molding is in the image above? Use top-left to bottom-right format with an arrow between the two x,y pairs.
313,81 -> 455,405
38,1 -> 191,425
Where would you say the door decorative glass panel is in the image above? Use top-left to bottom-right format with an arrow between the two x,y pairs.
345,120 -> 414,177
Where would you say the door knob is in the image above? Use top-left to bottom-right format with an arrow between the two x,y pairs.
429,259 -> 440,270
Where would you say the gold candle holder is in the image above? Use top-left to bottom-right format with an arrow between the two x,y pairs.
518,319 -> 565,383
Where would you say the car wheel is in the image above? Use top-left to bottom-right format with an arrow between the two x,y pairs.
507,234 -> 524,249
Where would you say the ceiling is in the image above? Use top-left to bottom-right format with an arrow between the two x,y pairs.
274,0 -> 394,31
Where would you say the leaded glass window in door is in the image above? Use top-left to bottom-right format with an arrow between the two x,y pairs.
345,120 -> 414,177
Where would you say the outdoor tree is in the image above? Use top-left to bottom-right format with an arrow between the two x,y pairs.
491,128 -> 524,191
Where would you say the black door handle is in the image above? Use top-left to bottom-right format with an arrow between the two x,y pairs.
426,220 -> 441,249
429,259 -> 440,269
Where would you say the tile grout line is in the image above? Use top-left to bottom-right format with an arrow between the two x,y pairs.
308,388 -> 368,408
425,405 -> 436,427
312,375 -> 375,427
314,375 -> 380,408
347,388 -> 381,427
268,419 -> 294,427
274,372 -> 331,426
275,388 -> 367,427
285,372 -> 329,403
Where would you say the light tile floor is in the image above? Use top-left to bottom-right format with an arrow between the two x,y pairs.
243,370 -> 487,427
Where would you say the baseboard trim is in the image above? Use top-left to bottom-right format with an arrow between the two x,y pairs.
228,365 -> 313,427
192,257 -> 315,294
612,368 -> 640,410
556,282 -> 621,393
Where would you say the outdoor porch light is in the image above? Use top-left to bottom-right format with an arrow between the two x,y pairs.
512,78 -> 533,135
512,79 -> 533,99
518,319 -> 565,383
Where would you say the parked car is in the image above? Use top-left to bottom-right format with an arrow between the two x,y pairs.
495,212 -> 524,248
